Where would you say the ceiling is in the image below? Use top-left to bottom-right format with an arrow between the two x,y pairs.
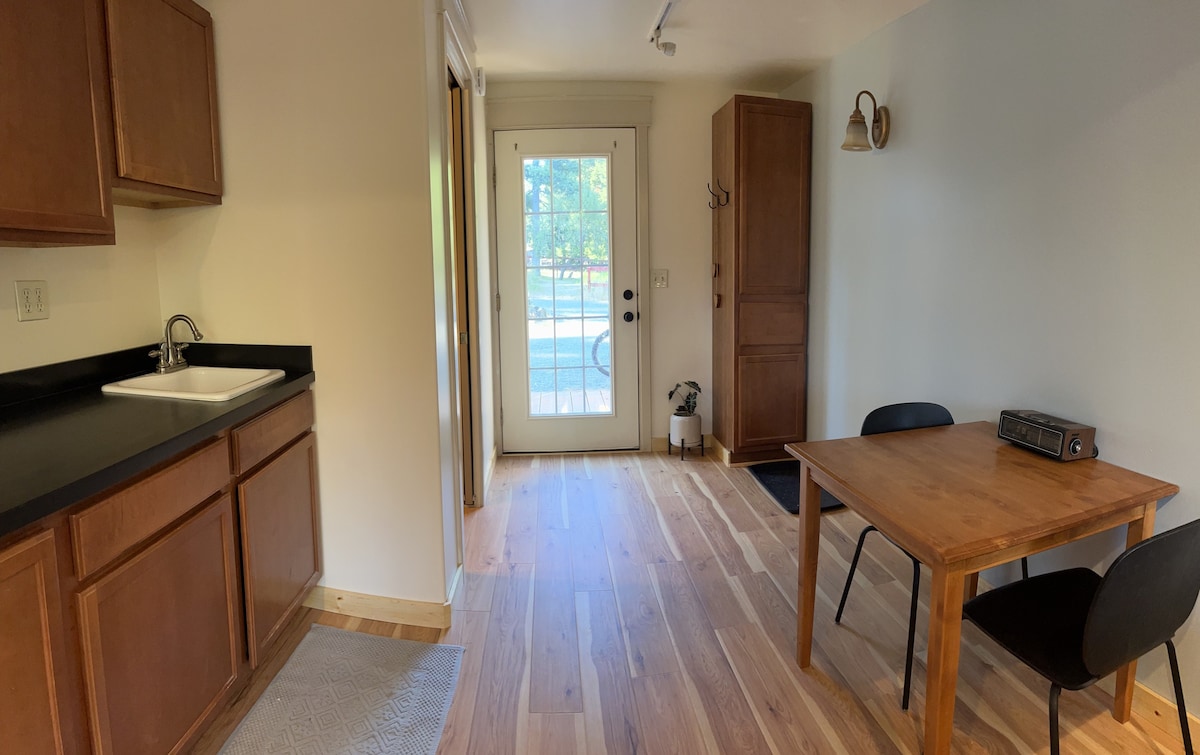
460,0 -> 930,92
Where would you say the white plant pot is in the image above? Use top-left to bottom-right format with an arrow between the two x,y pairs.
669,412 -> 702,448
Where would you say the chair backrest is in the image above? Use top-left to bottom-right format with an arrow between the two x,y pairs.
860,402 -> 954,436
1082,518 -> 1200,678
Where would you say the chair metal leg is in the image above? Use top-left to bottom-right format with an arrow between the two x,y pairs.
901,555 -> 920,711
1167,640 -> 1194,755
1021,556 -> 1029,580
835,525 -> 878,624
1049,683 -> 1062,755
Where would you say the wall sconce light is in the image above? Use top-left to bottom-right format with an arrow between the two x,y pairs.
841,90 -> 890,151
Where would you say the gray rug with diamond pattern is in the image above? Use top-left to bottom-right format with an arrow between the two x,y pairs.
220,624 -> 463,755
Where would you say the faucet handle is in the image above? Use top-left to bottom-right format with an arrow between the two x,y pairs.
148,348 -> 163,359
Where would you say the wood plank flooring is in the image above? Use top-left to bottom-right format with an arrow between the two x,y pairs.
201,450 -> 1189,754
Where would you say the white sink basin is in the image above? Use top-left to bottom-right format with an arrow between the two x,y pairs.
102,367 -> 286,402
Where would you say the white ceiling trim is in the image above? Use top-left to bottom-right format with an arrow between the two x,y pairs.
487,95 -> 653,130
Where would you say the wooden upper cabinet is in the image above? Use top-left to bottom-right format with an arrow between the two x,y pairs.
0,0 -> 115,247
106,0 -> 223,206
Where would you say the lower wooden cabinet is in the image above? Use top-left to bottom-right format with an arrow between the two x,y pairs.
239,432 -> 321,667
0,531 -> 71,755
77,494 -> 239,755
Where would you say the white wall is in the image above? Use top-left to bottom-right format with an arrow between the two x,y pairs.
783,0 -> 1200,704
155,0 -> 455,604
0,207 -> 162,374
646,81 -> 746,437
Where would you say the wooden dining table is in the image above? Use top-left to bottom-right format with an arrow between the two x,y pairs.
786,421 -> 1179,754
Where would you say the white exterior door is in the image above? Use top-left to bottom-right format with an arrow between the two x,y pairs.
495,128 -> 639,452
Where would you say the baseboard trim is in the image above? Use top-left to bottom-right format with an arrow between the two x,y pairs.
1131,676 -> 1200,743
302,585 -> 452,629
481,445 -> 498,505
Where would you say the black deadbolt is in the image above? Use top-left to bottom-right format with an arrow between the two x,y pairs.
622,289 -> 634,300
623,312 -> 634,323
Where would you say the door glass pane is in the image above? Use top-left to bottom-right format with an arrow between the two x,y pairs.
523,155 -> 612,416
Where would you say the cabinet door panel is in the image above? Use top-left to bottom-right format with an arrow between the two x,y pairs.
0,531 -> 68,755
77,494 -> 239,755
107,0 -> 222,195
737,300 -> 807,347
736,101 -> 810,296
0,0 -> 114,243
736,353 -> 806,447
240,433 -> 321,667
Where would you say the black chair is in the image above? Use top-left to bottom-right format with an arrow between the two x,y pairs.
832,401 -> 1031,711
964,519 -> 1200,755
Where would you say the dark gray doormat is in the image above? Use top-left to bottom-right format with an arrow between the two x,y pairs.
219,624 -> 463,755
748,460 -> 845,515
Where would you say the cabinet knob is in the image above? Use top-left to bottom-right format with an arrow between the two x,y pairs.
713,294 -> 722,308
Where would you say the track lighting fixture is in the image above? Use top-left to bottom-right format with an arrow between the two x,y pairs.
648,0 -> 677,58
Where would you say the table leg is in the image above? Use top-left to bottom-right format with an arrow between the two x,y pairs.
964,572 -> 979,600
924,565 -> 966,754
1113,503 -> 1157,722
796,461 -> 821,668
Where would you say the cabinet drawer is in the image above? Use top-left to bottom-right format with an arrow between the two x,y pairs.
232,390 -> 314,475
71,438 -> 229,580
737,301 -> 807,347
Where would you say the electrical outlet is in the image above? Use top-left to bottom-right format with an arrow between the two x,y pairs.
14,280 -> 49,321
652,269 -> 669,288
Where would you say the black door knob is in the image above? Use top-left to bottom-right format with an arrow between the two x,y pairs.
623,289 -> 634,300
623,312 -> 634,323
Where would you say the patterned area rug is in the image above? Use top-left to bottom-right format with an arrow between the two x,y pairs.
220,625 -> 463,755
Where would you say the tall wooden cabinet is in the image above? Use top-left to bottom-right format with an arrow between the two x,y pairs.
711,96 -> 812,463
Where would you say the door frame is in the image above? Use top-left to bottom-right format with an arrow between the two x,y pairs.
446,75 -> 483,505
485,95 -> 653,453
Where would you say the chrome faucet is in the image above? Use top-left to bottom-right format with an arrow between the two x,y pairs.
150,314 -> 204,374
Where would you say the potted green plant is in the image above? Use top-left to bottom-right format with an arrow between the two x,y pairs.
667,381 -> 702,457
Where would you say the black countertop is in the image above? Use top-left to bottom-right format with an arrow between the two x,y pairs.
0,344 -> 314,539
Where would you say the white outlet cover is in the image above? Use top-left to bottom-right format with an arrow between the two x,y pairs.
14,280 -> 48,322
652,269 -> 669,288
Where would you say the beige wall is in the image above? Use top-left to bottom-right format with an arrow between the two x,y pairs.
646,81 -> 760,436
154,0 -> 456,604
783,0 -> 1200,703
0,207 -> 162,374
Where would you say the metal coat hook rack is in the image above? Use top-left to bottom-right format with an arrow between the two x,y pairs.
707,181 -> 730,209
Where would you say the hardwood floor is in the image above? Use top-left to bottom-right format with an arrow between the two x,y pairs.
200,450 -> 1189,754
